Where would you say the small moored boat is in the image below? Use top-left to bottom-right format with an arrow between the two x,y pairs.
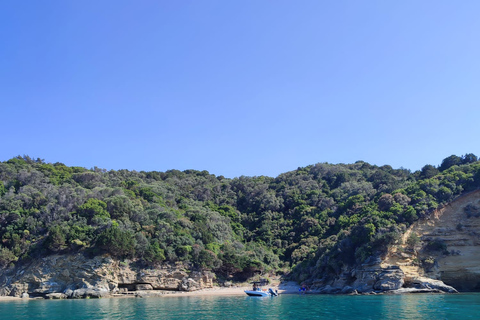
244,280 -> 278,297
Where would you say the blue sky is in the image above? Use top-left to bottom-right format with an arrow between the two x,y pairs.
1,1 -> 479,178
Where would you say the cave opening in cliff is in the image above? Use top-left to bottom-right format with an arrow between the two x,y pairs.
118,284 -> 136,291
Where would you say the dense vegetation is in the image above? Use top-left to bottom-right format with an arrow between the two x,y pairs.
1,154 -> 479,282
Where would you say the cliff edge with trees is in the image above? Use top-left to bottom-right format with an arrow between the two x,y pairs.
0,154 -> 479,297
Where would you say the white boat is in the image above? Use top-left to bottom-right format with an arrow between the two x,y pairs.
244,280 -> 278,297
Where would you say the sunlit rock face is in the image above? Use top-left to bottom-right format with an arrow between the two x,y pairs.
0,254 -> 214,297
310,192 -> 480,294
384,189 -> 480,291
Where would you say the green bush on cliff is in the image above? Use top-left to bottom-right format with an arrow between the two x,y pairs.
0,245 -> 17,268
97,225 -> 136,258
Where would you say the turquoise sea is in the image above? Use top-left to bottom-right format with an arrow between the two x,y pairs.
1,293 -> 480,320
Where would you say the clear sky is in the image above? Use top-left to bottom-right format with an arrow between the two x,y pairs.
1,1 -> 479,178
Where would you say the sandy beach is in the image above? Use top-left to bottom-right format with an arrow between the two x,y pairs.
0,296 -> 24,301
162,281 -> 300,297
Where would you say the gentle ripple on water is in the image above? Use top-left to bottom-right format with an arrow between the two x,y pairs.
1,293 -> 480,320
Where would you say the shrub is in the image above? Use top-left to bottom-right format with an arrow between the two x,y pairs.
424,240 -> 447,253
97,226 -> 136,258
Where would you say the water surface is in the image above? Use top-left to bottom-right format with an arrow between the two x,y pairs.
2,293 -> 480,319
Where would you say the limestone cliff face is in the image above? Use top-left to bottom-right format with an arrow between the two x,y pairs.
383,189 -> 480,291
0,254 -> 214,298
310,191 -> 480,294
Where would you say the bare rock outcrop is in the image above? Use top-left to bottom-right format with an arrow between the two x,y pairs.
384,189 -> 480,292
0,253 -> 214,298
409,277 -> 458,293
312,264 -> 405,294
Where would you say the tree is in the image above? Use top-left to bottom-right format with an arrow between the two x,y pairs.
403,206 -> 418,224
0,246 -> 18,268
76,198 -> 110,220
378,194 -> 394,211
437,186 -> 453,202
97,226 -> 136,258
144,241 -> 166,264
439,155 -> 462,172
198,250 -> 222,269
419,165 -> 439,179
45,225 -> 67,252
462,153 -> 478,164
0,181 -> 6,196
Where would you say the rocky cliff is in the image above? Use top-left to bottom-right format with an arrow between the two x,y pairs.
0,254 -> 214,298
310,257 -> 457,294
310,191 -> 480,294
383,189 -> 480,291
2,190 -> 479,298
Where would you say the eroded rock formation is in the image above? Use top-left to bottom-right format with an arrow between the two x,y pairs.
0,254 -> 214,298
310,191 -> 480,294
384,189 -> 480,292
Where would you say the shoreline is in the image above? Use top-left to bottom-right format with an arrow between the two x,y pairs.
0,283 -> 301,301
0,283 -> 459,301
160,284 -> 300,297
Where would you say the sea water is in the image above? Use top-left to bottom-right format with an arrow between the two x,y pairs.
1,293 -> 480,320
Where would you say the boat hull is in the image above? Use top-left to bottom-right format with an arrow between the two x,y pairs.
244,290 -> 272,297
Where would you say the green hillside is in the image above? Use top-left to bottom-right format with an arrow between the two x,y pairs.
1,154 -> 479,283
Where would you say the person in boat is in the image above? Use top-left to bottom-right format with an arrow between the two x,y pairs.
253,283 -> 258,291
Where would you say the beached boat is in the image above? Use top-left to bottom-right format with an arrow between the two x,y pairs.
244,280 -> 278,297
